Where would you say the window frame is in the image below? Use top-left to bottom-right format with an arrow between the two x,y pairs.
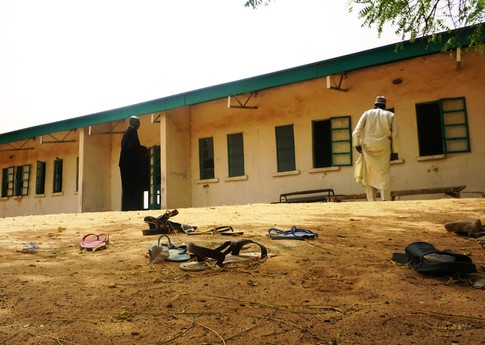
2,166 -> 15,198
227,132 -> 245,177
275,124 -> 296,172
149,145 -> 161,210
53,158 -> 63,193
440,97 -> 470,154
416,96 -> 470,157
15,164 -> 31,196
36,161 -> 46,195
313,116 -> 352,168
199,137 -> 215,180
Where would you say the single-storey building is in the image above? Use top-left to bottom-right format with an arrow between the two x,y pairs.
1,27 -> 484,217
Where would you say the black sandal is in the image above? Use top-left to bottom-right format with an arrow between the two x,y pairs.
179,239 -> 268,271
142,209 -> 179,235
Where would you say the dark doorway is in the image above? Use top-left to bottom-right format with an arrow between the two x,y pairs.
313,120 -> 332,168
416,102 -> 443,156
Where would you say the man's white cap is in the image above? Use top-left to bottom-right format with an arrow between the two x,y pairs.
375,96 -> 387,105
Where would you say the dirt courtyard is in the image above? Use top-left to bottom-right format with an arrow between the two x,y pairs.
1,198 -> 484,345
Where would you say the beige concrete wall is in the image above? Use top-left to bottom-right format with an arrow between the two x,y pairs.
189,51 -> 485,205
0,131 -> 80,217
164,108 -> 192,209
79,127 -> 112,212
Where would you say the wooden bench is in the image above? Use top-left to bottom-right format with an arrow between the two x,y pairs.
390,185 -> 466,200
279,188 -> 335,203
331,193 -> 366,202
332,185 -> 466,202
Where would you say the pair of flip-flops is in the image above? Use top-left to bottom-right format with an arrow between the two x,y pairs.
148,235 -> 191,263
267,226 -> 318,240
179,239 -> 268,271
142,209 -> 197,236
80,233 -> 109,251
392,242 -> 477,275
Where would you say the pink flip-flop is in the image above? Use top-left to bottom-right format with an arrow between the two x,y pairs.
80,233 -> 109,251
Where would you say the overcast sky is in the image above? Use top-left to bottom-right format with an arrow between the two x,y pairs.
0,0 -> 402,134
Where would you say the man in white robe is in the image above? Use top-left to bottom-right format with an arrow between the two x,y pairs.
352,96 -> 398,201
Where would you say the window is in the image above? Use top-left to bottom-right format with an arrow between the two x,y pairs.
227,133 -> 245,177
416,97 -> 470,156
275,125 -> 296,172
14,165 -> 30,196
53,158 -> 63,193
1,166 -> 14,197
199,137 -> 215,180
36,161 -> 46,195
1,165 -> 30,197
313,116 -> 352,168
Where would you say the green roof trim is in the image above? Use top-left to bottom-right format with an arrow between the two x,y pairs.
0,26 -> 481,145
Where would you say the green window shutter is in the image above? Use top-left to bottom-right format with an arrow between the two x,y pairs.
1,168 -> 6,197
330,116 -> 352,166
14,166 -> 23,196
275,124 -> 296,172
440,97 -> 470,153
199,137 -> 215,180
53,158 -> 63,193
2,166 -> 14,197
36,161 -> 46,195
227,133 -> 245,177
76,157 -> 79,192
16,164 -> 30,196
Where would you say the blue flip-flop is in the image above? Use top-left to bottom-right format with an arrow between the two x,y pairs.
267,226 -> 318,240
149,235 -> 191,262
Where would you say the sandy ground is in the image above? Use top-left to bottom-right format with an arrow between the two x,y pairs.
1,198 -> 484,345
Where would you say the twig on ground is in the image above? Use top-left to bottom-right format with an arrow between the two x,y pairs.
175,315 -> 227,345
409,309 -> 485,322
266,316 -> 324,342
190,293 -> 311,320
225,309 -> 276,341
2,330 -> 21,343
160,319 -> 194,344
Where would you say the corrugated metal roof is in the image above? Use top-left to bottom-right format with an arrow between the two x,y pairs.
0,28 -> 475,145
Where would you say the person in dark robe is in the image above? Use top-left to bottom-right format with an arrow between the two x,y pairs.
119,116 -> 146,211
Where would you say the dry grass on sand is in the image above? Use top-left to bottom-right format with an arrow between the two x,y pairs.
1,198 -> 485,345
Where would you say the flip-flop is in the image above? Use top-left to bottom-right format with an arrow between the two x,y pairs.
179,239 -> 268,271
148,235 -> 191,263
267,226 -> 318,240
148,244 -> 170,263
392,242 -> 477,275
80,233 -> 109,251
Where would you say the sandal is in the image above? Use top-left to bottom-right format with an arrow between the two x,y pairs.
148,235 -> 191,263
142,209 -> 198,236
80,233 -> 109,251
206,226 -> 244,236
179,239 -> 268,271
167,221 -> 198,234
143,209 -> 179,235
392,242 -> 477,275
267,226 -> 318,240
